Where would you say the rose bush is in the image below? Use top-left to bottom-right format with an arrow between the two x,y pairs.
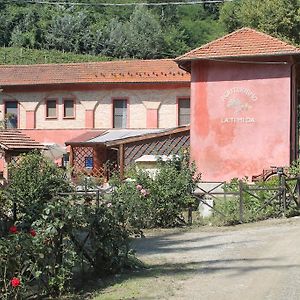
0,152 -> 136,299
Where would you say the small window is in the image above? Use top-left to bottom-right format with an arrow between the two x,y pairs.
5,101 -> 18,128
46,99 -> 57,118
178,98 -> 190,126
64,99 -> 75,118
113,99 -> 127,128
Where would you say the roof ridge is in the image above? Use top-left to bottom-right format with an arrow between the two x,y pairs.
176,27 -> 248,61
175,27 -> 300,61
0,58 -> 174,68
250,28 -> 299,49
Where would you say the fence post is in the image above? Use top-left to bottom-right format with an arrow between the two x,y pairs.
188,206 -> 193,225
281,176 -> 287,217
239,180 -> 244,223
297,177 -> 300,208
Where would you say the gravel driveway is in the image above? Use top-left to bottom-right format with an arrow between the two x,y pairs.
131,217 -> 300,300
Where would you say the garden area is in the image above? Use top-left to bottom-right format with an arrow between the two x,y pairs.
1,150 -> 300,299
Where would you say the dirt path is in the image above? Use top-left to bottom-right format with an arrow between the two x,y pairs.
131,217 -> 300,300
94,217 -> 300,299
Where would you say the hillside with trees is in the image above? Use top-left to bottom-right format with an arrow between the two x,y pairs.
0,0 -> 299,64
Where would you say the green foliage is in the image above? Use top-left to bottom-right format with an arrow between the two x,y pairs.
0,2 -> 226,60
111,151 -> 200,229
7,151 -> 71,224
220,0 -> 300,44
0,230 -> 37,299
101,6 -> 164,59
1,1 -> 300,60
0,47 -> 111,65
0,152 -> 136,299
287,158 -> 300,176
45,10 -> 90,53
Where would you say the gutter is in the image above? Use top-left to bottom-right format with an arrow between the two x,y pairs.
176,53 -> 300,72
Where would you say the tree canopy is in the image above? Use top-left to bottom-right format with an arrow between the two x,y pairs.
220,0 -> 300,44
0,0 -> 299,62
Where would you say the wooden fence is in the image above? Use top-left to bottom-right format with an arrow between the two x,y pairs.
193,173 -> 300,224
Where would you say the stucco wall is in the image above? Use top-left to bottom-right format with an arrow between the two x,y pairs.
0,87 -> 190,130
191,60 -> 292,181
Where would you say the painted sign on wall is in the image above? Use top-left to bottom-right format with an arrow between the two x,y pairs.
221,87 -> 257,124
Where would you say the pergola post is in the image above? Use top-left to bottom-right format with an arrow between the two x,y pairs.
119,143 -> 124,179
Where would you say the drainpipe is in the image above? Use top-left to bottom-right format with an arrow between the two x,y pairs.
290,60 -> 300,162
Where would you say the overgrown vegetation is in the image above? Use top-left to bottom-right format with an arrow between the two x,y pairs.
206,170 -> 300,226
0,0 -> 298,64
0,152 -> 135,299
111,151 -> 200,230
2,150 -> 300,298
220,0 -> 300,44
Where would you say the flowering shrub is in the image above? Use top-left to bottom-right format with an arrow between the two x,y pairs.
111,150 -> 200,228
0,152 -> 135,299
0,226 -> 37,298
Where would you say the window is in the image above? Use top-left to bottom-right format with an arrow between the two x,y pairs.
63,99 -> 75,118
178,98 -> 190,126
113,99 -> 127,128
46,99 -> 57,118
5,101 -> 18,128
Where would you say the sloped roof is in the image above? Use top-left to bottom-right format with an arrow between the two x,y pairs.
66,126 -> 190,147
176,27 -> 300,64
0,59 -> 190,87
0,130 -> 45,151
66,131 -> 106,144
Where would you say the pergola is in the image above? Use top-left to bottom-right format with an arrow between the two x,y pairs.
66,126 -> 190,179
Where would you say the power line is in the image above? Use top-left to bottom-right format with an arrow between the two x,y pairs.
4,0 -> 233,7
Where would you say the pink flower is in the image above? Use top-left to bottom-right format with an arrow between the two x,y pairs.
29,228 -> 36,237
11,277 -> 21,287
136,184 -> 143,191
9,226 -> 18,234
140,189 -> 149,197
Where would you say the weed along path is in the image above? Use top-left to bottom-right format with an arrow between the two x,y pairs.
93,217 -> 300,300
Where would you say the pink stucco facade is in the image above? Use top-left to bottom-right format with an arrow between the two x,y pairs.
0,83 -> 189,147
191,60 -> 294,181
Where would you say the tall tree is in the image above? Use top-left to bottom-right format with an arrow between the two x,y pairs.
101,6 -> 164,59
126,6 -> 164,58
45,9 -> 90,53
220,0 -> 300,44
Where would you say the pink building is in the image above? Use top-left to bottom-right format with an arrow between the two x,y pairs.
176,28 -> 300,181
0,59 -> 190,149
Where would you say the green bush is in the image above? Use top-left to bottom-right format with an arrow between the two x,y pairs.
111,151 -> 200,229
0,152 -> 135,299
7,151 -> 72,224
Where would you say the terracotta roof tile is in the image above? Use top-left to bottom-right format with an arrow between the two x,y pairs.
0,130 -> 45,151
0,59 -> 190,86
176,27 -> 300,62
